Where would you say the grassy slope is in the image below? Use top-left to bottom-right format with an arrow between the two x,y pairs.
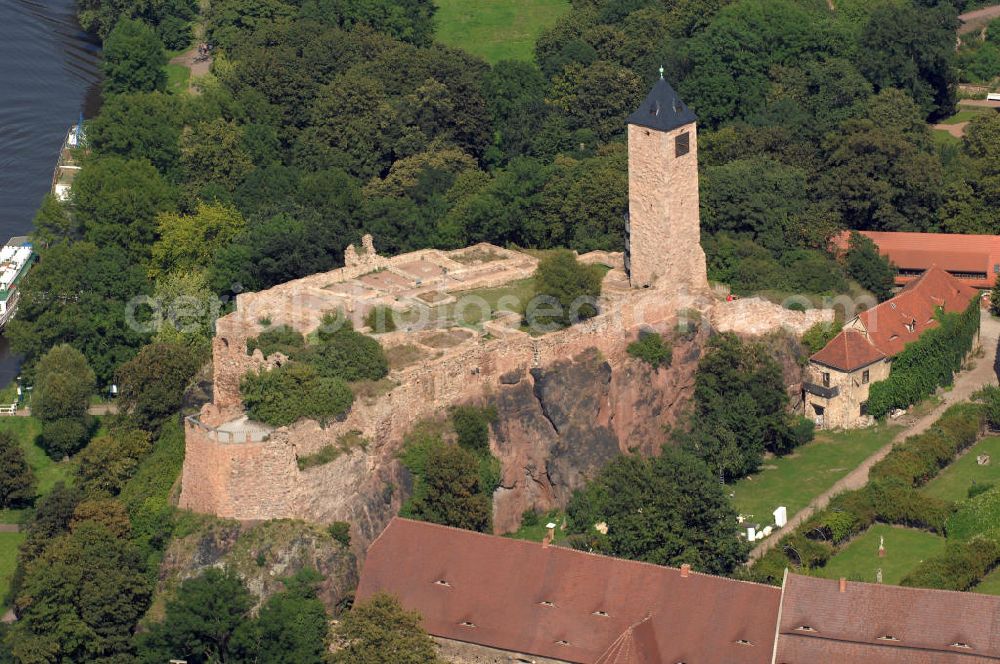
0,532 -> 25,609
730,424 -> 899,526
434,0 -> 570,63
922,436 -> 1000,503
0,417 -> 72,524
974,566 -> 1000,595
817,524 -> 946,586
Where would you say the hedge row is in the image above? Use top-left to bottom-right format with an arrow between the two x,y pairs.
749,404 -> 984,585
867,299 -> 980,419
901,536 -> 1000,591
948,485 -> 1000,541
869,402 -> 983,487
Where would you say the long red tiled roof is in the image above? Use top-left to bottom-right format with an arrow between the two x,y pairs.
810,328 -> 886,372
832,230 -> 1000,289
857,265 -> 978,358
356,518 -> 781,664
775,573 -> 1000,663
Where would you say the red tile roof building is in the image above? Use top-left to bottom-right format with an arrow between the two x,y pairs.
804,267 -> 979,429
357,518 -> 781,664
833,230 -> 1000,289
357,519 -> 1000,664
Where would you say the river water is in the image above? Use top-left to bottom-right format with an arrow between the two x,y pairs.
0,0 -> 102,385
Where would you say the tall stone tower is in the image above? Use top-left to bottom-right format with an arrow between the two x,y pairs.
625,72 -> 708,293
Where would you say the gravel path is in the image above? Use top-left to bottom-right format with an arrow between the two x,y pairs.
749,311 -> 1000,562
959,4 -> 1000,36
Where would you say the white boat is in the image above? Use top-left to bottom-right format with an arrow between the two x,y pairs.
51,123 -> 84,202
0,237 -> 35,329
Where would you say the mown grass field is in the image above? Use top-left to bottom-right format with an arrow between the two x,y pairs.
922,436 -> 1000,503
816,524 -> 947,586
730,424 -> 899,526
0,532 -> 25,609
435,0 -> 570,63
165,63 -> 190,94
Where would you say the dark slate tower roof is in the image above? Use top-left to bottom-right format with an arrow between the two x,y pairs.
626,74 -> 697,132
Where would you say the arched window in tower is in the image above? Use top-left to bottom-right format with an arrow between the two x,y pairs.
675,132 -> 690,157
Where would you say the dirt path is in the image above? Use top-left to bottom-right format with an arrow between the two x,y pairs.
749,311 -> 1000,562
960,4 -> 1000,36
168,0 -> 212,93
932,121 -> 969,138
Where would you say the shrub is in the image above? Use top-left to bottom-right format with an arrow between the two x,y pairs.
363,306 -> 398,333
845,231 -> 895,302
867,299 -> 980,419
802,509 -> 863,545
328,521 -> 351,548
76,429 -> 152,497
626,332 -> 673,368
296,432 -> 367,470
246,325 -> 305,357
451,405 -> 496,454
801,320 -> 843,354
241,363 -> 353,427
901,537 -> 1000,590
949,484 -> 1000,540
529,250 -> 602,329
297,318 -> 388,382
116,342 -> 201,430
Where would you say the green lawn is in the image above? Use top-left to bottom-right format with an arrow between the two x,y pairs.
454,278 -> 537,325
974,566 -> 1000,595
165,63 -> 190,94
730,424 -> 899,526
932,128 -> 963,148
0,532 -> 25,609
816,524 -> 946,586
922,436 -> 1000,503
0,417 -> 73,525
939,108 -> 994,124
506,509 -> 568,543
435,0 -> 571,63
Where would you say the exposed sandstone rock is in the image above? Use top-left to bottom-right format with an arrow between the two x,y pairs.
151,519 -> 357,617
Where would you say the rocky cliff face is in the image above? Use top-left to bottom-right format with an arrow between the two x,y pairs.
150,519 -> 357,617
489,328 -> 708,533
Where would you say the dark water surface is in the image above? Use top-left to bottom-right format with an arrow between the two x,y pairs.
0,0 -> 101,384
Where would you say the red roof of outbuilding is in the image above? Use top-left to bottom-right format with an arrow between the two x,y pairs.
810,328 -> 886,372
775,573 -> 1000,663
858,265 -> 978,358
356,518 -> 781,664
833,230 -> 1000,289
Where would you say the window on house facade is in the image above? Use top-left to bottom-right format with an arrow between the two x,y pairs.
675,132 -> 690,157
860,401 -> 869,416
862,369 -> 869,384
822,372 -> 831,388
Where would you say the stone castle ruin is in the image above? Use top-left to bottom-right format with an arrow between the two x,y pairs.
179,77 -> 829,545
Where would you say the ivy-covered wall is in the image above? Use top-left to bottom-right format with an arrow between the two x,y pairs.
868,299 -> 981,419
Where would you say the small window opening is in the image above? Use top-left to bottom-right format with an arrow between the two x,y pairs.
877,635 -> 899,642
539,601 -> 555,608
951,642 -> 972,649
796,626 -> 816,632
434,579 -> 450,587
593,610 -> 609,617
736,639 -> 754,646
862,369 -> 870,384
555,640 -> 570,646
459,621 -> 476,628
675,132 -> 690,157
822,372 -> 831,388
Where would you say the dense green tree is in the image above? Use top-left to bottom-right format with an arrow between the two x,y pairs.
151,202 -> 246,279
76,429 -> 152,497
31,194 -> 79,248
405,443 -> 492,532
299,0 -> 437,46
330,593 -> 443,664
0,432 -> 35,509
677,333 -> 804,479
566,446 -> 747,573
73,156 -> 176,258
293,319 -> 389,382
32,345 -> 96,459
229,570 -> 329,663
451,405 -> 496,455
845,231 -> 896,301
116,342 -> 201,430
8,520 -> 151,663
483,60 -> 550,162
529,249 -> 603,329
102,18 -> 167,95
88,92 -> 182,176
858,2 -> 958,119
539,149 -> 627,251
549,60 -> 644,142
180,119 -> 256,192
7,242 -> 151,384
137,568 -> 253,664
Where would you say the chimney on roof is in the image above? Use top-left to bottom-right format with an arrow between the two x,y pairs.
543,522 -> 556,548
680,564 -> 691,578
839,577 -> 847,593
